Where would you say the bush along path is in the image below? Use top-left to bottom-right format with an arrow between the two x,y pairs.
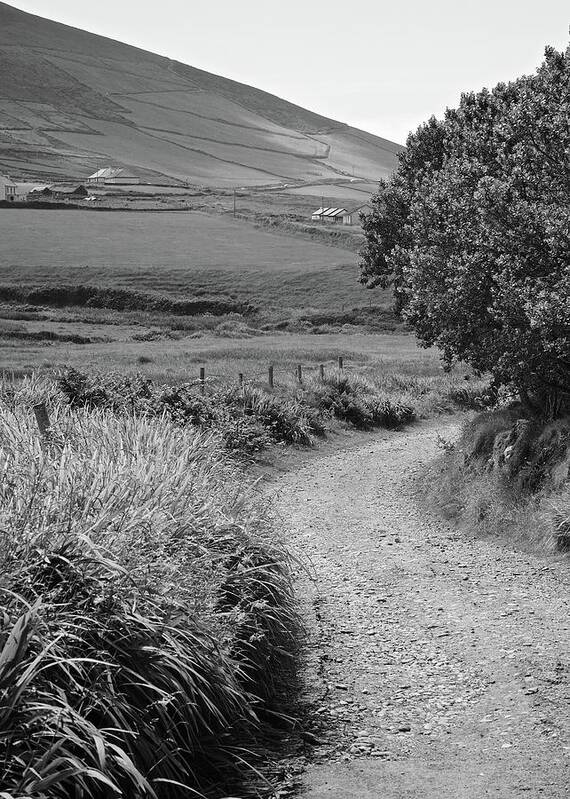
272,419 -> 569,799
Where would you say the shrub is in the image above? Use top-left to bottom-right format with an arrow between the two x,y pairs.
56,369 -> 323,453
221,384 -> 321,445
218,415 -> 273,454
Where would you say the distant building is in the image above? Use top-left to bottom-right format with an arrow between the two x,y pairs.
4,182 -> 18,202
49,185 -> 89,200
346,202 -> 372,225
311,207 -> 351,225
27,186 -> 53,199
0,174 -> 13,197
2,177 -> 50,202
87,167 -> 141,185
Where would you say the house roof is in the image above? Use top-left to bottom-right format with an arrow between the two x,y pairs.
88,167 -> 139,179
348,202 -> 372,214
7,182 -> 50,194
312,207 -> 349,217
46,184 -> 88,194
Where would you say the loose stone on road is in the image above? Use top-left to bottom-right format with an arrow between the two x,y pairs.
273,421 -> 569,798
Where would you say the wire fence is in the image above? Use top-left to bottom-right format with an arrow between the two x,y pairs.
186,356 -> 351,394
28,358 -> 353,437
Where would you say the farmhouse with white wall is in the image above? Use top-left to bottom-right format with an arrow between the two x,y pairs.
87,167 -> 141,185
311,207 -> 352,225
311,202 -> 372,226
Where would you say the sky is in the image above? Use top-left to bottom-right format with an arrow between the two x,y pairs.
4,0 -> 569,144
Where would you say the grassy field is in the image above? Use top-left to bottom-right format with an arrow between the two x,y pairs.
1,208 -> 373,310
0,202 -> 471,419
1,209 -> 353,275
2,328 -> 490,429
2,330 -> 440,379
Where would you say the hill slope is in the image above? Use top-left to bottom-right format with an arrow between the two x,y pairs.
0,2 -> 403,187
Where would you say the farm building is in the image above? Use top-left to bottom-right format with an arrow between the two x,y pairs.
311,203 -> 373,226
87,167 -> 141,185
346,202 -> 372,225
311,207 -> 352,225
27,187 -> 53,199
51,185 -> 89,199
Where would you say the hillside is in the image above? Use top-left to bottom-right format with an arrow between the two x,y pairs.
0,2 -> 403,187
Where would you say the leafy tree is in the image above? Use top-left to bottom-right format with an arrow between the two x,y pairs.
360,46 -> 570,418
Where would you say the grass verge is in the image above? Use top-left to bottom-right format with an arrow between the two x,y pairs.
0,378 -> 299,797
421,409 -> 570,553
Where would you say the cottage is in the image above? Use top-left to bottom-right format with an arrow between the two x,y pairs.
87,167 -> 141,185
311,207 -> 352,225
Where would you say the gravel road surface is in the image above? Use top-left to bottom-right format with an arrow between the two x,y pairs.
272,420 -> 569,798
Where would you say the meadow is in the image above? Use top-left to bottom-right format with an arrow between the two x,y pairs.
1,208 -> 372,312
2,327 -> 467,388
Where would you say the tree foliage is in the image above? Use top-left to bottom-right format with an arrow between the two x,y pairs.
360,45 -> 570,418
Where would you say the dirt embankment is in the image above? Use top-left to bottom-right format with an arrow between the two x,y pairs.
272,420 -> 569,798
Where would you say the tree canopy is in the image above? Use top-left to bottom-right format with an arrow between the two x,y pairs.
360,46 -> 570,418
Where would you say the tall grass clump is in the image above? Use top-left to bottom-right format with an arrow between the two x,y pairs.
305,369 -> 416,430
367,372 -> 494,418
0,392 -> 299,796
221,384 -> 324,445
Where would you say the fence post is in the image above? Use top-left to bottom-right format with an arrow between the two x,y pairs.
296,364 -> 302,384
199,366 -> 205,395
319,364 -> 325,380
338,356 -> 344,370
33,402 -> 51,438
238,372 -> 244,386
268,365 -> 274,388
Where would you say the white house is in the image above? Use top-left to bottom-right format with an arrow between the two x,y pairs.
87,167 -> 141,185
311,207 -> 352,225
1,175 -> 50,202
0,174 -> 17,201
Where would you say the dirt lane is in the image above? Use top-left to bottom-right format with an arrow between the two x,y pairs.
272,420 -> 569,798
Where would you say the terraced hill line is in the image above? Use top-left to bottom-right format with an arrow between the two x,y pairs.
0,2 -> 403,184
273,420 -> 569,799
